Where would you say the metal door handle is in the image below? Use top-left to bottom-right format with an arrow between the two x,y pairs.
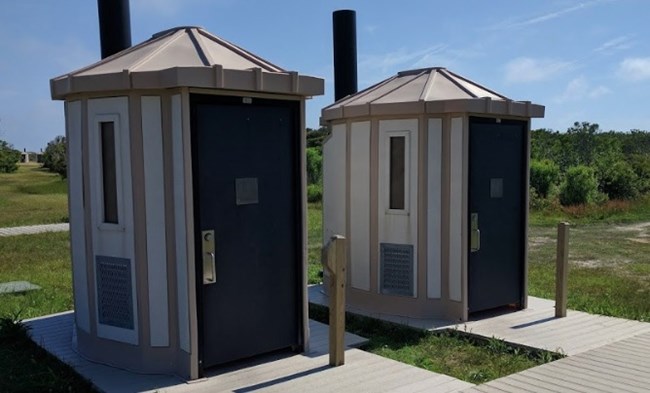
470,213 -> 480,252
202,230 -> 216,284
204,252 -> 216,283
471,229 -> 481,252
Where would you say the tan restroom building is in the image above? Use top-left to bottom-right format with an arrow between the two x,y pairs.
51,26 -> 323,379
321,67 -> 544,322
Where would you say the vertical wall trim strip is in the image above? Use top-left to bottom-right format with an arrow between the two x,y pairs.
171,94 -> 190,353
449,117 -> 463,302
142,96 -> 169,347
350,121 -> 371,291
67,100 -> 90,332
427,118 -> 442,299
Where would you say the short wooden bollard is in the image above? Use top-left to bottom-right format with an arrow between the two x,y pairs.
555,222 -> 570,318
322,235 -> 347,366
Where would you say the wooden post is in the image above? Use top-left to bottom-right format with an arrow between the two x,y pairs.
555,222 -> 569,318
323,235 -> 346,366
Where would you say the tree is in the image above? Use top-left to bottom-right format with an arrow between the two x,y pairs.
559,165 -> 599,206
0,140 -> 20,173
530,159 -> 560,198
306,147 -> 322,185
597,160 -> 639,200
306,127 -> 329,150
566,121 -> 600,166
42,135 -> 67,178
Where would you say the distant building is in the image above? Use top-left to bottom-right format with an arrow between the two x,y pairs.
19,149 -> 41,163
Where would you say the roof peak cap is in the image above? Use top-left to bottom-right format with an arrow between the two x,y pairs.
151,26 -> 205,39
397,67 -> 446,76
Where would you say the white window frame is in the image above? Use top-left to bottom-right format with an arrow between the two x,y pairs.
93,114 -> 125,232
384,130 -> 411,216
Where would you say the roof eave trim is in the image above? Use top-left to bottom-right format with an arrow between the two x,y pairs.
321,99 -> 545,121
50,67 -> 324,99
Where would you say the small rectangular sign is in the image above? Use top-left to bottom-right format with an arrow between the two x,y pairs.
490,178 -> 503,198
235,177 -> 259,205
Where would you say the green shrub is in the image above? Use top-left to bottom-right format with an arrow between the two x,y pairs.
307,183 -> 322,203
0,140 -> 20,173
629,154 -> 650,193
306,147 -> 322,185
597,160 -> 639,200
530,159 -> 560,198
559,165 -> 599,206
42,135 -> 67,178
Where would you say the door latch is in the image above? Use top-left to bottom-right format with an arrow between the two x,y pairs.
470,213 -> 481,252
202,230 -> 216,284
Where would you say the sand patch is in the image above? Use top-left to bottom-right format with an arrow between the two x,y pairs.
628,237 -> 650,244
529,236 -> 553,248
612,222 -> 650,232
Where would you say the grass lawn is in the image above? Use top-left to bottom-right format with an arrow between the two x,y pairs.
0,232 -> 74,319
310,304 -> 561,384
528,222 -> 650,322
307,202 -> 323,284
0,163 -> 68,227
0,232 -> 95,392
0,319 -> 95,393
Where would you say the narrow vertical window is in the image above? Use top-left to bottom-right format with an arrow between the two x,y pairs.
389,136 -> 405,210
100,122 -> 118,224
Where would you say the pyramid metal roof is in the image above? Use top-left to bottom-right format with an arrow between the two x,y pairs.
321,67 -> 544,122
51,26 -> 324,99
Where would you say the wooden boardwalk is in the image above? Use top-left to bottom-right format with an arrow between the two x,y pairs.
461,331 -> 650,393
26,311 -> 473,393
310,285 -> 650,356
450,297 -> 650,356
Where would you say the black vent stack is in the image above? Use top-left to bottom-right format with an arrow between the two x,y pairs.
333,10 -> 358,101
97,0 -> 132,59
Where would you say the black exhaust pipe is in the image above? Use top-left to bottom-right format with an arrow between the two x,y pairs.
97,0 -> 132,59
333,10 -> 358,101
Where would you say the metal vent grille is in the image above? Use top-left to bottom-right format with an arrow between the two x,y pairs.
96,256 -> 134,329
380,243 -> 414,296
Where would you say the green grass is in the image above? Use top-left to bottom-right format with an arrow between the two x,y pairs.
0,232 -> 95,392
0,318 -> 94,393
307,202 -> 323,284
0,232 -> 74,319
528,222 -> 650,322
309,304 -> 562,384
0,164 -> 68,227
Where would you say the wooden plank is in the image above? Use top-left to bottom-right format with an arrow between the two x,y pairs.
590,345 -> 650,363
532,362 -> 645,393
574,351 -> 650,374
469,385 -> 509,393
520,369 -> 600,392
276,350 -> 386,390
561,357 -> 650,384
431,379 -> 475,393
555,222 -> 569,318
388,375 -> 457,393
554,360 -> 649,391
506,374 -> 566,393
489,378 -> 552,393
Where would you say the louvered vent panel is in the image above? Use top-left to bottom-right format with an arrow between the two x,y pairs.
380,243 -> 414,296
96,256 -> 134,329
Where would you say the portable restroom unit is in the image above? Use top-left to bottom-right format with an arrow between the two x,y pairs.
50,26 -> 323,379
321,67 -> 544,322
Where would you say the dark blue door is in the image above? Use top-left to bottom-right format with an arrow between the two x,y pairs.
468,117 -> 527,313
191,95 -> 301,368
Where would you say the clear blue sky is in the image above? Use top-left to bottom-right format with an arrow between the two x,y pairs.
1,0 -> 649,152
